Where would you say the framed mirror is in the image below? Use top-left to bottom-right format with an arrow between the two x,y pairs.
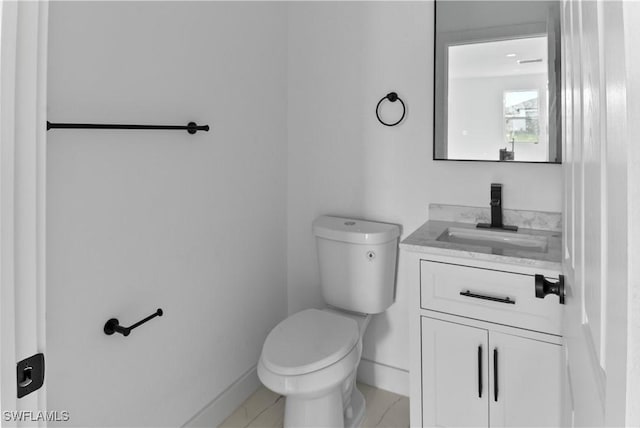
434,1 -> 561,163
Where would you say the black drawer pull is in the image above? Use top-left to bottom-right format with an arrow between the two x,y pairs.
478,345 -> 483,398
460,290 -> 515,304
494,348 -> 499,402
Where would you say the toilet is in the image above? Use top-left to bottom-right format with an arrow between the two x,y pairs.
258,216 -> 400,428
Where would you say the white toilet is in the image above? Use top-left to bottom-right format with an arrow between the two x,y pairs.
258,216 -> 400,428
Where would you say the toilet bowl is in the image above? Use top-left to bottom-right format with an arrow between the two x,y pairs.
258,308 -> 370,428
258,216 -> 400,427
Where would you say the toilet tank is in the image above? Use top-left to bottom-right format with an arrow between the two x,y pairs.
312,216 -> 400,314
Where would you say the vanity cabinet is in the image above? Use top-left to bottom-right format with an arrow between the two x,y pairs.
406,253 -> 564,427
421,316 -> 561,427
420,260 -> 562,335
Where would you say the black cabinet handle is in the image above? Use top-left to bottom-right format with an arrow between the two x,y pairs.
478,345 -> 483,398
460,290 -> 515,304
535,274 -> 565,304
104,308 -> 163,336
494,348 -> 499,402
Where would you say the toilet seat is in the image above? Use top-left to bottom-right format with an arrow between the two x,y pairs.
261,309 -> 359,376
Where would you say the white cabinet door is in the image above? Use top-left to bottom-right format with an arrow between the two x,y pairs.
489,331 -> 562,427
421,317 -> 489,427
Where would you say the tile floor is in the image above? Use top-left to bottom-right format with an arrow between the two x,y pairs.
219,382 -> 409,428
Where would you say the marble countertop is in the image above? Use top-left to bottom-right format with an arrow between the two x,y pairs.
400,220 -> 563,271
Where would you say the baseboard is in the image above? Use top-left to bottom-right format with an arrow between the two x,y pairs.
357,358 -> 409,397
182,365 -> 260,428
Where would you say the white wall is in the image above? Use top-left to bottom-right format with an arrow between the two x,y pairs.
287,1 -> 562,388
46,2 -> 287,426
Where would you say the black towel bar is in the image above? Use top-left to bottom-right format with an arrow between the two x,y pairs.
47,121 -> 209,135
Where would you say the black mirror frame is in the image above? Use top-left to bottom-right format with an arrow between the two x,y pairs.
432,0 -> 563,164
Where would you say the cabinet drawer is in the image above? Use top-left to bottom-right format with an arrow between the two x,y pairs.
420,260 -> 561,335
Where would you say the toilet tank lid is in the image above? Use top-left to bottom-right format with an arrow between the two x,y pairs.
312,216 -> 400,245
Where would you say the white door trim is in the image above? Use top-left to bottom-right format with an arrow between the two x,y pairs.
0,1 -> 48,425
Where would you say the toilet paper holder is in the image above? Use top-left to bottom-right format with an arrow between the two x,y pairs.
104,308 -> 163,337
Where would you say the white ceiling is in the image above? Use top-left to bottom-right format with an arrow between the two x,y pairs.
449,36 -> 548,79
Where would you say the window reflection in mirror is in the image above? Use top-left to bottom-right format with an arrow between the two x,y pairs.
434,1 -> 561,163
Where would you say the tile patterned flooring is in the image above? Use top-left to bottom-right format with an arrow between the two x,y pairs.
218,382 -> 409,428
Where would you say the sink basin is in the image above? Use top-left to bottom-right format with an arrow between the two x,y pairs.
436,227 -> 548,253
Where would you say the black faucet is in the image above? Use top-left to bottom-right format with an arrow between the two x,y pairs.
477,183 -> 518,231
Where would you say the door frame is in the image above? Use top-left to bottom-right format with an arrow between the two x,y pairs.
0,0 -> 48,425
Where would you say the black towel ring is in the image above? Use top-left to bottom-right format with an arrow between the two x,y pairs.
376,92 -> 406,127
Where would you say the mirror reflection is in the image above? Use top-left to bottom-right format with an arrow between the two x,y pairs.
434,1 -> 561,163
